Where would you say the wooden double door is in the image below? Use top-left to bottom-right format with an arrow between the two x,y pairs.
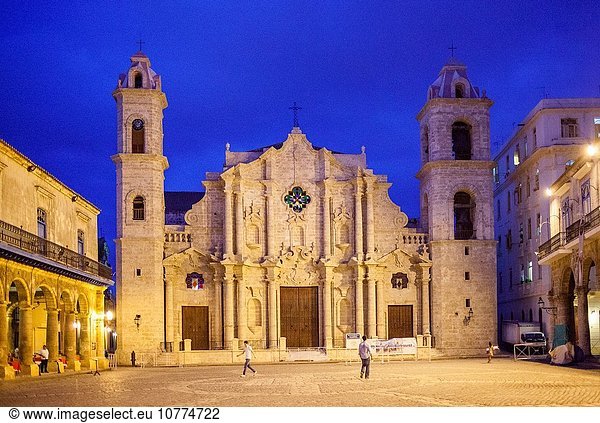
182,306 -> 209,350
280,287 -> 319,347
388,305 -> 414,338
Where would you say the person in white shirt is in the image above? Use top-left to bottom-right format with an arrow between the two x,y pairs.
358,336 -> 372,379
237,340 -> 257,377
39,345 -> 49,373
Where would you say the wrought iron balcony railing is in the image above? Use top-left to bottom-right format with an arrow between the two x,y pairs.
0,219 -> 112,280
537,205 -> 600,260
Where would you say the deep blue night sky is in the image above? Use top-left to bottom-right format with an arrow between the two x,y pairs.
1,1 -> 599,269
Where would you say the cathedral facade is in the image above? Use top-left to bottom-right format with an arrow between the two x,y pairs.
114,53 -> 496,364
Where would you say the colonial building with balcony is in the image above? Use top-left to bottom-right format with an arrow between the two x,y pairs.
538,149 -> 600,356
0,139 -> 113,379
493,98 -> 600,350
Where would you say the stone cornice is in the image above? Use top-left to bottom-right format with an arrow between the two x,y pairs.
493,144 -> 582,194
416,160 -> 495,179
111,153 -> 169,171
112,87 -> 168,109
416,97 -> 493,121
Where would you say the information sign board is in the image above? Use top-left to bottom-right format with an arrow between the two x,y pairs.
345,333 -> 362,349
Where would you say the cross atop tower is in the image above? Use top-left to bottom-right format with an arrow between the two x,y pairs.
289,102 -> 302,128
448,42 -> 457,57
137,39 -> 145,52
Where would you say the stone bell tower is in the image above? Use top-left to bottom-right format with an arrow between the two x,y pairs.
112,51 -> 168,363
416,57 -> 497,355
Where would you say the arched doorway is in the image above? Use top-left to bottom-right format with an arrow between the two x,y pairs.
8,280 -> 33,373
59,291 -> 76,364
34,285 -> 59,370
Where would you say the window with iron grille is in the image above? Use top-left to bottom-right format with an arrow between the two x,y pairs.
581,180 -> 592,216
133,196 -> 145,220
562,197 -> 573,228
77,230 -> 85,255
37,208 -> 47,238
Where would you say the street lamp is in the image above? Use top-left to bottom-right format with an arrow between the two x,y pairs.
463,308 -> 474,326
537,297 -> 557,316
537,215 -> 561,243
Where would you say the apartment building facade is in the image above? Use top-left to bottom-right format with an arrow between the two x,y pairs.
493,98 -> 600,348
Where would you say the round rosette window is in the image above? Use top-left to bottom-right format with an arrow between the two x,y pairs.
284,186 -> 311,213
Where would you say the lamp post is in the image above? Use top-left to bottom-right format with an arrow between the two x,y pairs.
538,214 -> 561,245
538,296 -> 557,347
537,297 -> 557,315
463,307 -> 474,326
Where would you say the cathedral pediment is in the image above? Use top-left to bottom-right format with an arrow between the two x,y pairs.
377,246 -> 431,269
163,247 -> 214,268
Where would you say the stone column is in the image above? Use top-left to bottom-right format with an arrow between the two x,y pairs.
7,313 -> 14,354
79,315 -> 90,364
95,291 -> 105,358
237,277 -> 247,344
268,275 -> 278,348
64,311 -> 76,364
576,286 -> 591,356
19,306 -> 33,364
165,274 -> 174,348
355,267 -> 364,336
0,301 -> 14,379
20,305 -> 37,375
224,187 -> 234,258
265,184 -> 275,257
214,273 -> 223,349
365,183 -> 375,258
235,191 -> 244,257
376,280 -> 385,338
323,188 -> 331,257
0,302 -> 8,366
354,182 -> 363,260
420,266 -> 431,334
223,271 -> 234,349
46,309 -> 59,371
366,275 -> 376,338
323,268 -> 333,348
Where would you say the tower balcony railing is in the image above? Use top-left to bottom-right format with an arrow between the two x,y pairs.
0,219 -> 112,279
454,229 -> 476,240
537,205 -> 600,260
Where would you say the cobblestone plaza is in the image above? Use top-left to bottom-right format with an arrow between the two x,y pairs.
1,358 -> 598,407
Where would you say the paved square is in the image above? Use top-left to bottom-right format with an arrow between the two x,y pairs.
1,358 -> 599,407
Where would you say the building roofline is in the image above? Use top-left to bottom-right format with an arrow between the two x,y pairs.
0,139 -> 101,214
493,98 -> 600,160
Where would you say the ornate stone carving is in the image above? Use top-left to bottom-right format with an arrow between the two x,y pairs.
332,203 -> 351,222
244,201 -> 262,223
184,210 -> 201,225
277,246 -> 319,286
394,214 -> 409,228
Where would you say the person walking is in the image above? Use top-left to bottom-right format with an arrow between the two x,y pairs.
358,335 -> 372,379
486,341 -> 498,363
237,340 -> 257,377
39,345 -> 49,373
